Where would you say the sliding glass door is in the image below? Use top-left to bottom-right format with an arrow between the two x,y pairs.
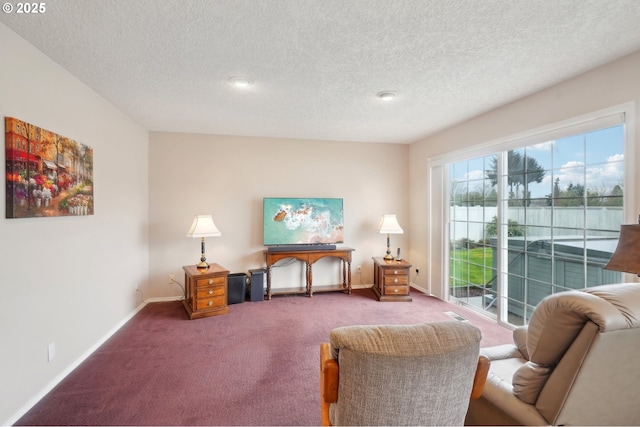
448,124 -> 625,326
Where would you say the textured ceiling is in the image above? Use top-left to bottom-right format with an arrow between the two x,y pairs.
2,0 -> 640,143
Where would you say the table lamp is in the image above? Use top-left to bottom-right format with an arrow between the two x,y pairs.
378,214 -> 403,261
187,214 -> 221,269
604,218 -> 640,276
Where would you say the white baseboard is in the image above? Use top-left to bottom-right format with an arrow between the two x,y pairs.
4,301 -> 148,426
144,295 -> 183,303
351,283 -> 373,289
410,282 -> 432,296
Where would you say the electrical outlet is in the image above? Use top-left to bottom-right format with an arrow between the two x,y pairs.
415,268 -> 420,275
357,265 -> 362,274
48,342 -> 56,362
168,274 -> 174,284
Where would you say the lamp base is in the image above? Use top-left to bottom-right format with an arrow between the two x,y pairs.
196,238 -> 210,270
384,234 -> 395,261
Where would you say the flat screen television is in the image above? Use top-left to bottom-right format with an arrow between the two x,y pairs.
263,197 -> 344,246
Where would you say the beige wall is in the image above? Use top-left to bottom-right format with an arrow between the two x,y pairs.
0,24 -> 149,424
409,50 -> 640,299
148,132 -> 409,298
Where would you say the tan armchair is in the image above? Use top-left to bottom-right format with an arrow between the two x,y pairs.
465,283 -> 640,426
320,321 -> 490,426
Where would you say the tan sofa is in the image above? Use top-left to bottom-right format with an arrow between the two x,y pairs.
465,283 -> 640,425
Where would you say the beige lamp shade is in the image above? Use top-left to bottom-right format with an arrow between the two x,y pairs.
186,215 -> 221,238
378,214 -> 404,234
604,224 -> 640,275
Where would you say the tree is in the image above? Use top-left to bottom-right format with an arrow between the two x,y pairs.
450,180 -> 466,206
485,215 -> 524,237
486,151 -> 546,205
602,184 -> 623,207
546,181 -> 586,206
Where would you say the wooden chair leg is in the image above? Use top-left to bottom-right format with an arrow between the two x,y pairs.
470,355 -> 490,400
320,342 -> 339,426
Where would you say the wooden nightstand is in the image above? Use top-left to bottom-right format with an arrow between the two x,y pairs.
182,264 -> 229,319
372,257 -> 412,302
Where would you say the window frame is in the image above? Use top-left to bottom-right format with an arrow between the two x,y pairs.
426,103 -> 636,327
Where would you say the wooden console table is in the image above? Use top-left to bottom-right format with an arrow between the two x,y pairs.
264,247 -> 354,299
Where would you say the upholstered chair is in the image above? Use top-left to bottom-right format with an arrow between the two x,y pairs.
466,283 -> 640,426
320,321 -> 489,426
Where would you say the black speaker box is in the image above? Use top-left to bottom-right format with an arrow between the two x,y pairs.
249,269 -> 265,302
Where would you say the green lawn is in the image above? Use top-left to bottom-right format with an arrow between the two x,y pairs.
450,247 -> 495,287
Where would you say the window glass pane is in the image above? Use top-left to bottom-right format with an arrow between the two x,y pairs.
483,178 -> 498,206
553,208 -> 584,229
505,298 -> 526,326
505,148 -> 525,175
468,179 -> 484,206
522,209 -> 549,229
504,246 -> 525,276
554,255 -> 585,288
587,195 -> 623,208
450,222 -> 468,250
446,124 -> 624,328
585,126 -> 624,166
586,207 -> 623,231
450,162 -> 467,182
467,157 -> 484,178
504,208 -> 524,226
585,161 -> 623,200
450,180 -> 467,207
554,167 -> 585,199
451,203 -> 468,222
527,279 -> 552,307
524,158 -> 546,193
525,225 -> 552,240
505,173 -> 525,201
553,226 -> 585,239
505,273 -> 524,297
525,142 -> 553,170
526,179 -> 551,201
554,135 -> 584,167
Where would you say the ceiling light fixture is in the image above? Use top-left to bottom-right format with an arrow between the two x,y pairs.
228,77 -> 253,88
377,91 -> 396,101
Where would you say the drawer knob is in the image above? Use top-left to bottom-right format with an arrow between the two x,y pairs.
208,279 -> 213,285
208,289 -> 213,295
394,288 -> 398,293
393,270 -> 398,274
394,278 -> 398,283
208,300 -> 213,306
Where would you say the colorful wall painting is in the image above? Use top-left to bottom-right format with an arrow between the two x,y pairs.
5,117 -> 94,218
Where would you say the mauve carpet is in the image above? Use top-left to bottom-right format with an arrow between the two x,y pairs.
16,288 -> 512,426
